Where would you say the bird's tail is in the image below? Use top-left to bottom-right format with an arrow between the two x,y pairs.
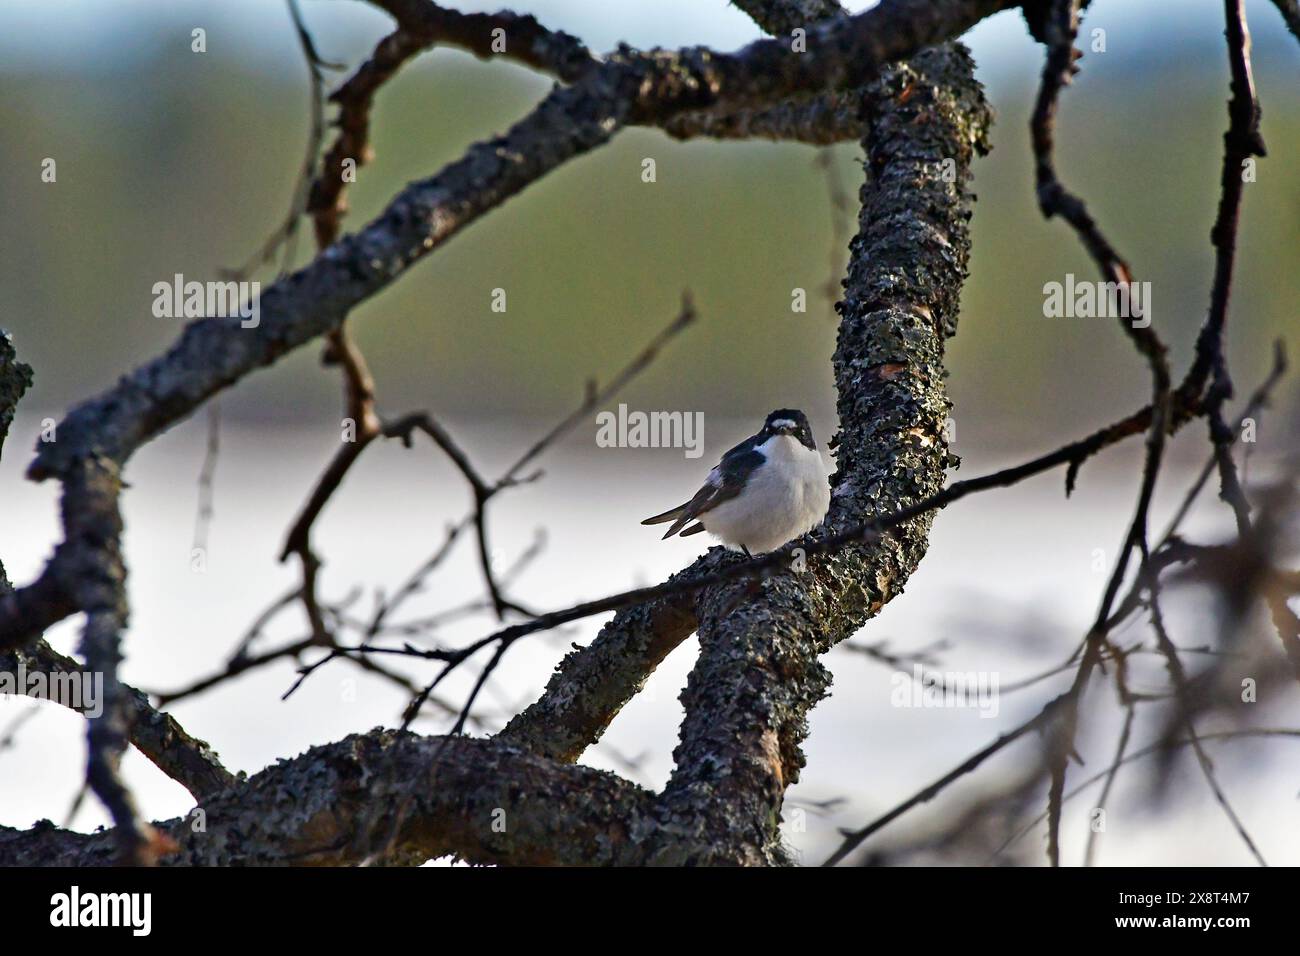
641,504 -> 687,526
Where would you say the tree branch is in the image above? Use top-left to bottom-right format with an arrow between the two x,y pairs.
0,730 -> 657,866
0,640 -> 235,800
648,42 -> 993,865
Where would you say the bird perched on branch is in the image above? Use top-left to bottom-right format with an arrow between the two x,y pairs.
642,408 -> 830,555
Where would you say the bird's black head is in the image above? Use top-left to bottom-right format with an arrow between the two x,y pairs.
762,408 -> 816,450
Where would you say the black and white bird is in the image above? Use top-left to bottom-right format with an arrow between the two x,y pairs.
641,408 -> 830,555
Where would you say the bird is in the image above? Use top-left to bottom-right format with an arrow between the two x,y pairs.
641,408 -> 830,555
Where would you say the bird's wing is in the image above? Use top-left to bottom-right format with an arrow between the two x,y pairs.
651,444 -> 765,540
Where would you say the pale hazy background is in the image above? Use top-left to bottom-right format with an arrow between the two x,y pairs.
1,0 -> 1298,865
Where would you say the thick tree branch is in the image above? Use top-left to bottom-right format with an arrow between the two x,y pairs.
498,553 -> 713,761
0,730 -> 657,866
646,43 -> 992,865
660,89 -> 862,144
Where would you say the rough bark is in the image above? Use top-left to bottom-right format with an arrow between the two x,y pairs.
662,89 -> 862,144
0,732 -> 658,866
644,43 -> 991,865
499,554 -> 715,761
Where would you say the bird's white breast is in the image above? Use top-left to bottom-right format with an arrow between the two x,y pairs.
702,434 -> 830,553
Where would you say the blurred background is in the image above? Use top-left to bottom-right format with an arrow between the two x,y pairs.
1,0 -> 1298,865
